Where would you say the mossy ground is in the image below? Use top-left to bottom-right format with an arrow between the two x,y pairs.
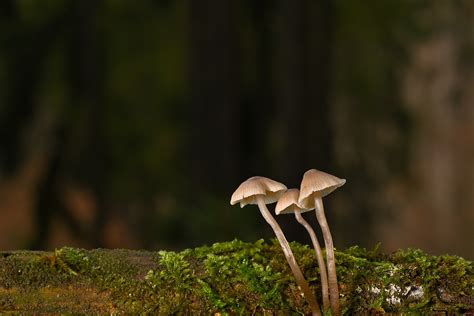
0,240 -> 472,314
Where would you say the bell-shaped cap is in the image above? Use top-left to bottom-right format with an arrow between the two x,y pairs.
275,189 -> 312,215
298,169 -> 346,209
230,176 -> 287,208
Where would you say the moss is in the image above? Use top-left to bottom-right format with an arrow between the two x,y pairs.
336,247 -> 474,314
193,239 -> 290,313
0,241 -> 472,314
0,251 -> 74,289
142,250 -> 197,313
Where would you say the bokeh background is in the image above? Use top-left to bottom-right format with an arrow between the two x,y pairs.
0,0 -> 473,259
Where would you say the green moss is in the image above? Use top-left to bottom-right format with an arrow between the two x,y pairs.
336,247 -> 474,314
0,251 -> 73,289
188,239 -> 291,313
0,241 -> 472,314
143,250 -> 197,313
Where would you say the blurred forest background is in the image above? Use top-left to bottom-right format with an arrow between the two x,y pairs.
0,0 -> 473,259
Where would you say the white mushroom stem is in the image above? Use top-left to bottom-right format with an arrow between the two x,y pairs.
294,209 -> 330,313
314,197 -> 341,316
256,197 -> 321,316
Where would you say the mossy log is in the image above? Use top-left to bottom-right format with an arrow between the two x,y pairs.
0,240 -> 472,315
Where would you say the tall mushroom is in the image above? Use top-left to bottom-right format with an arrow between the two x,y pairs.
299,169 -> 346,316
275,189 -> 330,313
231,176 -> 321,316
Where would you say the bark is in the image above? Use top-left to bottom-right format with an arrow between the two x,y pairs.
0,240 -> 472,315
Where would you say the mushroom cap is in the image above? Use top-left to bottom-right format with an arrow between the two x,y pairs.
275,188 -> 312,215
230,176 -> 288,208
298,169 -> 346,209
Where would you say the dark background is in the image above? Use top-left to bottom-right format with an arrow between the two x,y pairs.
0,0 -> 473,259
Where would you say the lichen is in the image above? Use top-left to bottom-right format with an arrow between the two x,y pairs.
0,240 -> 472,314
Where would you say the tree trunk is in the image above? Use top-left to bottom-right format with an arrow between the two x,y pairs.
274,0 -> 334,186
66,0 -> 107,247
188,0 -> 242,196
0,2 -> 64,174
0,240 -> 472,314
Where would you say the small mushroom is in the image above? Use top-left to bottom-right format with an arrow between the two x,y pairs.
275,189 -> 330,313
299,169 -> 346,316
231,176 -> 321,316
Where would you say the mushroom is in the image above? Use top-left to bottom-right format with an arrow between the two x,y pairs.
231,176 -> 321,316
275,189 -> 330,313
299,169 -> 346,316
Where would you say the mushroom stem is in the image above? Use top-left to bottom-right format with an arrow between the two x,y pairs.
294,209 -> 330,313
256,197 -> 321,316
314,197 -> 341,316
